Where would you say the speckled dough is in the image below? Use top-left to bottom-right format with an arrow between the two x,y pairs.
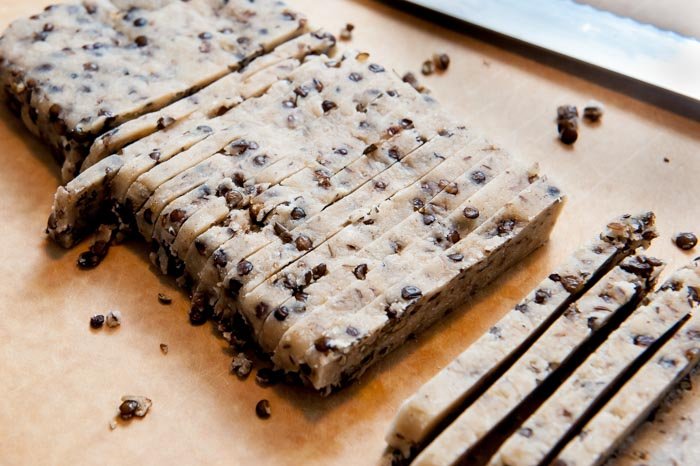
489,261 -> 700,466
145,52 -> 429,275
256,162 -> 533,354
255,141 -> 512,353
274,178 -> 565,392
45,31 -> 333,248
0,0 -> 308,181
386,213 -> 657,458
556,294 -> 700,466
609,364 -> 700,466
411,253 -> 662,466
82,31 -> 336,169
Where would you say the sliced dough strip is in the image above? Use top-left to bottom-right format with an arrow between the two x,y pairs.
385,213 -> 656,458
488,261 -> 700,466
411,254 -> 663,466
555,304 -> 700,466
274,178 -> 565,392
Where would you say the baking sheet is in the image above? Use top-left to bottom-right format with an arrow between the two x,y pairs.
1,1 -> 698,464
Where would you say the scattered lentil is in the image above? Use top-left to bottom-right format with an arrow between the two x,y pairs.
401,286 -> 422,300
256,399 -> 271,419
674,232 -> 698,251
433,53 -> 450,71
556,105 -> 579,145
90,314 -> 104,329
583,100 -> 604,122
558,118 -> 578,145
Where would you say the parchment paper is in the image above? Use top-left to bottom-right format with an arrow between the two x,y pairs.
0,1 -> 698,465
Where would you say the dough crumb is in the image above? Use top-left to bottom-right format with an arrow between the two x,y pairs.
231,352 -> 253,378
339,23 -> 354,41
556,105 -> 579,145
105,310 -> 122,328
255,399 -> 271,419
77,224 -> 115,269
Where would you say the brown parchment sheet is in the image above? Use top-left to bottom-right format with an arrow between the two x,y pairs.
0,1 -> 698,465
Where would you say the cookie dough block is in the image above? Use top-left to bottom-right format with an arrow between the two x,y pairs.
0,0 -> 308,181
489,260 -> 700,466
154,116 -> 428,300
184,75 -> 448,309
411,254 -> 662,466
274,178 -> 565,392
385,212 -> 656,457
555,299 -> 700,466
